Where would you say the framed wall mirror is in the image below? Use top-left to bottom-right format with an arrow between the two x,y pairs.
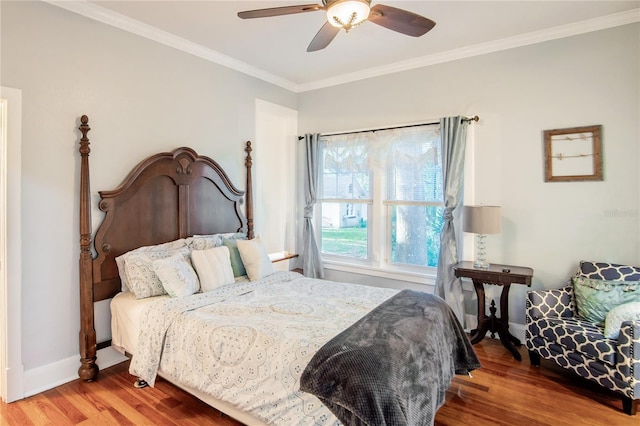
544,125 -> 602,182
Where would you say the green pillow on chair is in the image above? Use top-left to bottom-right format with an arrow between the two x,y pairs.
572,276 -> 640,325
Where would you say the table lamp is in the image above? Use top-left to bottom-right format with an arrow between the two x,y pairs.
463,205 -> 501,269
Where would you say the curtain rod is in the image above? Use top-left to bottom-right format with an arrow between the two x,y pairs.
297,115 -> 479,140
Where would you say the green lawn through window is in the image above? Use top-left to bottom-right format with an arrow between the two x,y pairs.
321,227 -> 367,259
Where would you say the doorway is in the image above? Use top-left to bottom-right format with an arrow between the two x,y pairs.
254,99 -> 298,259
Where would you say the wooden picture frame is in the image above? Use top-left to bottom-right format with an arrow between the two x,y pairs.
544,125 -> 602,182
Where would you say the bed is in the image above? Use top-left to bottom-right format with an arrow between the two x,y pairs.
77,115 -> 480,425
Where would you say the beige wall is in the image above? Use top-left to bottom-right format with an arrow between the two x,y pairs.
299,23 -> 640,325
0,0 -> 296,385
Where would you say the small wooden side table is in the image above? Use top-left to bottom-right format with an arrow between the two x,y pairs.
454,261 -> 533,361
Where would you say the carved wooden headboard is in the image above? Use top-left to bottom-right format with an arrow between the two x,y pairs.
77,115 -> 254,381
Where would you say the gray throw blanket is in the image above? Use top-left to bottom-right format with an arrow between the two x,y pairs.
299,289 -> 480,426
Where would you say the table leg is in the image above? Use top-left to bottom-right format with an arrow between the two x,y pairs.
498,331 -> 522,361
470,280 -> 488,344
497,284 -> 522,360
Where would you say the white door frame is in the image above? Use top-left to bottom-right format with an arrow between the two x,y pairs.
0,86 -> 24,402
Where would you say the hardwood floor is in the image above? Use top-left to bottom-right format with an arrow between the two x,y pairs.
1,339 -> 636,425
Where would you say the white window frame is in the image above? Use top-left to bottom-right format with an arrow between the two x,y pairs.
315,123 -> 445,284
317,154 -> 374,265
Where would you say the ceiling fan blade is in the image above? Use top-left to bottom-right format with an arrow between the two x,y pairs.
368,4 -> 436,37
238,4 -> 323,19
307,22 -> 341,52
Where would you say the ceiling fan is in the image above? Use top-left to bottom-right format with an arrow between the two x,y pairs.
237,0 -> 436,52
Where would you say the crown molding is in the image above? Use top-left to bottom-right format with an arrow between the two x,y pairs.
298,8 -> 640,92
45,2 -> 638,94
43,0 -> 300,92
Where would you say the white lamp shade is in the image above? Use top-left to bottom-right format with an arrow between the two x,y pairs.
463,205 -> 502,234
327,0 -> 370,28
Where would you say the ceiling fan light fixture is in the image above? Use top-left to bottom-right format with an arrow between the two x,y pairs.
326,0 -> 370,31
238,1 -> 435,51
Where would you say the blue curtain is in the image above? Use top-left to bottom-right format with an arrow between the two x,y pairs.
435,116 -> 469,324
302,133 -> 324,278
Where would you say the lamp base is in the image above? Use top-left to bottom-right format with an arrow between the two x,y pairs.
473,261 -> 490,269
473,233 -> 490,269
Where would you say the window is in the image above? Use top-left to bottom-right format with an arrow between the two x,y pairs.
319,139 -> 371,260
318,124 -> 444,271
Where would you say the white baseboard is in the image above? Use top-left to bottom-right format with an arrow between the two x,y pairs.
22,346 -> 127,398
4,364 -> 25,403
23,355 -> 78,398
96,346 -> 128,370
510,322 -> 526,343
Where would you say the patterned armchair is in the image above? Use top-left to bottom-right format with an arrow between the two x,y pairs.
526,261 -> 640,415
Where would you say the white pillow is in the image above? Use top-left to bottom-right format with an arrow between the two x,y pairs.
115,238 -> 187,292
191,246 -> 235,292
604,301 -> 640,339
124,247 -> 190,299
237,237 -> 274,281
153,252 -> 200,298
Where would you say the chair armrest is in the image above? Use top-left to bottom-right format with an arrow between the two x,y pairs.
526,286 -> 575,321
615,320 -> 640,395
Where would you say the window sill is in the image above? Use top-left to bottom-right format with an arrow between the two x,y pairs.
322,259 -> 437,287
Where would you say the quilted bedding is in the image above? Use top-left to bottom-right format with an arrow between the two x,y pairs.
129,271 -> 398,425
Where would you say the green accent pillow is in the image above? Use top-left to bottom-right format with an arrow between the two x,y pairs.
604,301 -> 640,339
572,276 -> 640,325
222,237 -> 247,277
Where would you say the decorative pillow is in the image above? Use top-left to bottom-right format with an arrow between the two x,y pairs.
115,238 -> 187,292
222,238 -> 247,277
152,252 -> 200,298
191,246 -> 235,292
579,261 -> 640,282
186,235 -> 222,251
572,275 -> 640,325
237,237 -> 274,281
124,247 -> 190,299
186,232 -> 246,250
604,301 -> 640,339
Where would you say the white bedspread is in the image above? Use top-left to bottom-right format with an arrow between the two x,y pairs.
128,271 -> 397,425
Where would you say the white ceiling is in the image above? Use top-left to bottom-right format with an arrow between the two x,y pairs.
48,1 -> 640,92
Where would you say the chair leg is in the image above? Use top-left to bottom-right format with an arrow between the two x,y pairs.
622,396 -> 638,415
528,350 -> 541,367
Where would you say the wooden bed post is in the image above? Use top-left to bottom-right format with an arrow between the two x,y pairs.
78,115 -> 98,381
245,141 -> 254,239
